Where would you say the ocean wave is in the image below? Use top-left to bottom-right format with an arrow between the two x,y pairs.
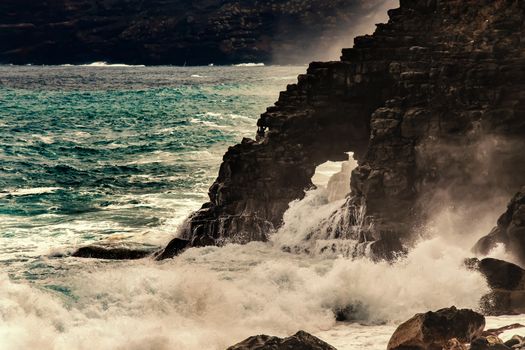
0,187 -> 62,198
0,238 -> 492,350
80,62 -> 146,68
234,63 -> 265,67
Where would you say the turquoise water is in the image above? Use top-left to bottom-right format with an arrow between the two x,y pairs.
0,65 -> 304,275
0,65 -> 518,350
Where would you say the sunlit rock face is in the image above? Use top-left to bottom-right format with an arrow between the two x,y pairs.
0,0 -> 390,65
159,0 -> 525,260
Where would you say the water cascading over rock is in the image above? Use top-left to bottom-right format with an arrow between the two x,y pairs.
158,0 -> 525,260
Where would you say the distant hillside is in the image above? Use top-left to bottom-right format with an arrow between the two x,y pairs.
0,0 -> 392,65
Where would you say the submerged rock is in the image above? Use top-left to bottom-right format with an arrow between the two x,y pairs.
226,331 -> 336,350
387,306 -> 485,350
71,244 -> 157,260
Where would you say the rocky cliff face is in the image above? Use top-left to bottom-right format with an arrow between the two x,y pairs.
159,0 -> 525,259
474,188 -> 525,263
0,0 -> 389,65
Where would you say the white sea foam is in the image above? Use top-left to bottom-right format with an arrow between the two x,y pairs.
0,187 -> 62,198
81,62 -> 146,68
0,177 -> 502,350
0,184 -> 493,349
234,63 -> 265,67
0,236 -> 490,350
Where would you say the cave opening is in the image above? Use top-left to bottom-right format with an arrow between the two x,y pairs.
311,152 -> 357,202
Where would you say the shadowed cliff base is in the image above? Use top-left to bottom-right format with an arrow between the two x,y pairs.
157,0 -> 525,261
0,0 -> 393,65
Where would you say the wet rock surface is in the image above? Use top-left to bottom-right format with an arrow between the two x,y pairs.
474,188 -> 525,263
466,258 -> 525,316
163,0 -> 525,260
71,244 -> 158,260
226,330 -> 336,350
0,0 -> 388,65
387,306 -> 485,350
154,238 -> 190,260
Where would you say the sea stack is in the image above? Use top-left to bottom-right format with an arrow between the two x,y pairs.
159,0 -> 525,259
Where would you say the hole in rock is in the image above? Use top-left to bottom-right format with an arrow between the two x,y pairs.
311,153 -> 358,202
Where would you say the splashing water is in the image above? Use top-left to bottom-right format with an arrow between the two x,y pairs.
0,65 -> 520,350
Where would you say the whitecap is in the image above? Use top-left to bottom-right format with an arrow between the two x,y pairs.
234,63 -> 265,67
0,187 -> 62,198
81,62 -> 146,68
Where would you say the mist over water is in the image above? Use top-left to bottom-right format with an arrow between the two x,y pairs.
0,65 -> 522,350
272,0 -> 399,63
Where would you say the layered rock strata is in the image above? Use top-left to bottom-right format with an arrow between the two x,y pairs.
160,0 -> 525,259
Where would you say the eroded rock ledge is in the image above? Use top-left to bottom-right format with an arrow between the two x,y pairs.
159,0 -> 525,260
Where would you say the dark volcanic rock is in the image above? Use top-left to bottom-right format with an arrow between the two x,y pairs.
71,244 -> 157,260
387,306 -> 485,350
154,238 -> 190,260
226,330 -> 336,350
0,0 -> 389,65
162,0 -> 525,260
473,188 -> 525,263
470,337 -> 510,350
466,258 -> 525,316
477,258 -> 525,291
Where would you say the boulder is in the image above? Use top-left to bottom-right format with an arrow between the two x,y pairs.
154,238 -> 190,260
504,335 -> 525,348
477,258 -> 525,291
467,257 -> 525,315
387,307 -> 485,350
226,331 -> 336,350
71,244 -> 157,260
470,336 -> 510,350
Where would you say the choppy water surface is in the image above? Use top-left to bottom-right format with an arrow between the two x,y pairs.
0,65 -> 522,350
0,65 -> 303,270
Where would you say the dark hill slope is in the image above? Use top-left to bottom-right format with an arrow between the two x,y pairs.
0,0 -> 390,65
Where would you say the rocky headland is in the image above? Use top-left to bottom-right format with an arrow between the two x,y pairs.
0,0 -> 389,65
158,0 -> 525,261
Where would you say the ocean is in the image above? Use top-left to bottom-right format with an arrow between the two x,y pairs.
0,64 -> 522,350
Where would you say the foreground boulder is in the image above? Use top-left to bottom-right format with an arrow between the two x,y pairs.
227,331 -> 336,350
467,258 -> 525,316
387,307 -> 485,350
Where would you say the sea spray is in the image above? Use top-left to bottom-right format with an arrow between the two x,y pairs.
0,235 -> 489,350
0,65 -> 512,350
